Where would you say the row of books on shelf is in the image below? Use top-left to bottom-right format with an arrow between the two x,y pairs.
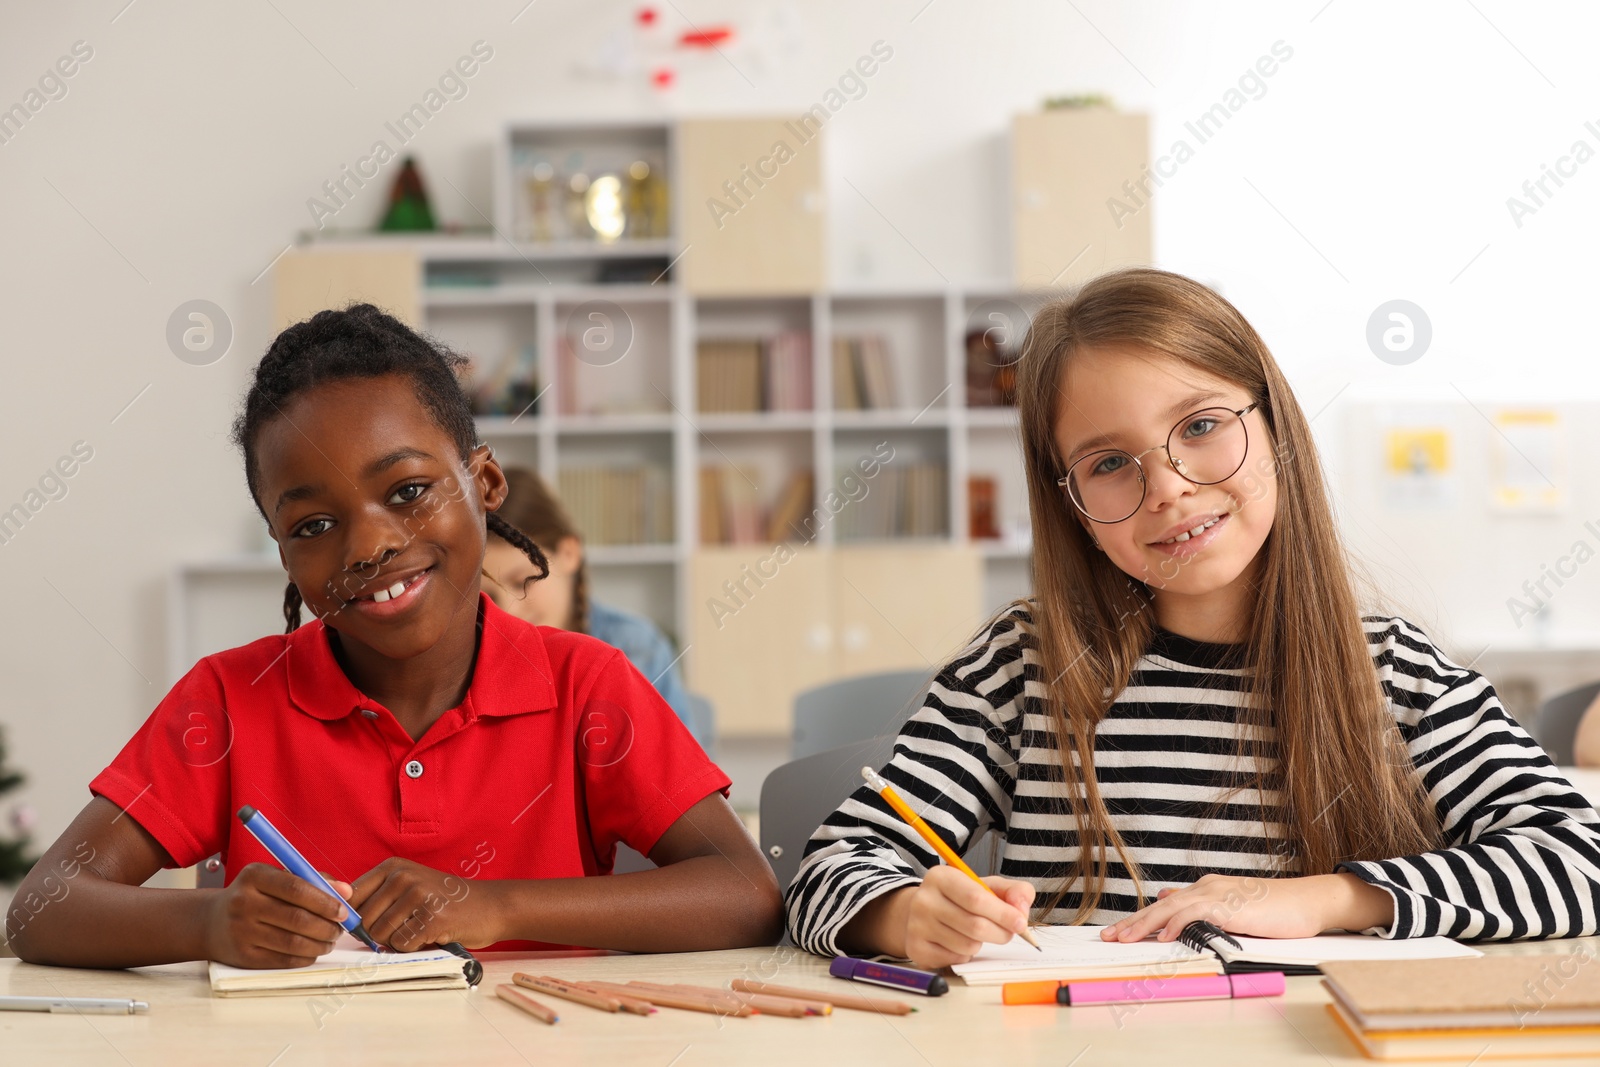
836,462 -> 948,539
699,468 -> 814,545
557,466 -> 674,546
832,335 -> 898,410
464,329 -> 1001,418
522,462 -> 1012,548
695,333 -> 812,413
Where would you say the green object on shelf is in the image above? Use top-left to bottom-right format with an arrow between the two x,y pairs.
379,157 -> 437,232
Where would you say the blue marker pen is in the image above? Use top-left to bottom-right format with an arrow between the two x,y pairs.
236,805 -> 382,952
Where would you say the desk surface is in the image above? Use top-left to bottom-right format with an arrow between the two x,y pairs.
8,767 -> 1600,1064
5,937 -> 1599,1067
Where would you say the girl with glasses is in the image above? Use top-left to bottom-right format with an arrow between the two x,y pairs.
785,268 -> 1600,967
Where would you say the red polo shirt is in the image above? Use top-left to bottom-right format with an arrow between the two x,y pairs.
90,594 -> 730,951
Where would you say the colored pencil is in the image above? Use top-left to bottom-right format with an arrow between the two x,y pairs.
513,973 -> 623,1014
496,983 -> 559,1025
730,978 -> 914,1016
538,975 -> 655,1015
582,980 -> 752,1017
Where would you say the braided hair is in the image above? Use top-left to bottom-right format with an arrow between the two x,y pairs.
492,467 -> 591,633
230,303 -> 549,632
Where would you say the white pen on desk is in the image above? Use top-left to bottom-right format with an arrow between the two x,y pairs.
0,995 -> 150,1014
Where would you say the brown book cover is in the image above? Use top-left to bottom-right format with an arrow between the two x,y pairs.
699,467 -> 725,545
1322,955 -> 1600,1032
766,470 -> 815,544
832,338 -> 862,410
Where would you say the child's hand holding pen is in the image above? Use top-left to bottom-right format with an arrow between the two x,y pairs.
202,863 -> 355,969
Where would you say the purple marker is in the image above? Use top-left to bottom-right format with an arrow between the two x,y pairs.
830,956 -> 949,997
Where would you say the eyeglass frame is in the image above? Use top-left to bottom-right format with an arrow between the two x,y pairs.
1055,402 -> 1261,524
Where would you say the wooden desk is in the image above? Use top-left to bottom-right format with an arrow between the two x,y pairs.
5,938 -> 1599,1066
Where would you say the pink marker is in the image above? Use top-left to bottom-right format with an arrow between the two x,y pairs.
1003,971 -> 1285,1007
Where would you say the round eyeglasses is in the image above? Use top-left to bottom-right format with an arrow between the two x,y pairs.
1056,403 -> 1260,524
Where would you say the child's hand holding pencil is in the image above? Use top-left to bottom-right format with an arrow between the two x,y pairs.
855,767 -> 1040,969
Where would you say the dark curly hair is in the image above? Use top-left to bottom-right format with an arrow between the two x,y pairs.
231,303 -> 547,631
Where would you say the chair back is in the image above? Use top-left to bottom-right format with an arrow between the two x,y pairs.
1533,680 -> 1600,766
792,669 -> 930,760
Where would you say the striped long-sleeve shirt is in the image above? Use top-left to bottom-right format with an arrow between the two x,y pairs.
784,604 -> 1600,957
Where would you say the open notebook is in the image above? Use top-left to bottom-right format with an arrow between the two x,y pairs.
950,921 -> 1482,985
208,935 -> 479,998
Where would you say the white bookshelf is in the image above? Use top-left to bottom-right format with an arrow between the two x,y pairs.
424,278 -> 1044,643
172,119 -> 1050,693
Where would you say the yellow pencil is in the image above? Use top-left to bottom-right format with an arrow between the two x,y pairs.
862,766 -> 1042,951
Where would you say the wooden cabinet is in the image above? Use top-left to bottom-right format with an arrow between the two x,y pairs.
1012,109 -> 1151,288
676,117 -> 825,295
686,544 -> 985,735
273,248 -> 421,330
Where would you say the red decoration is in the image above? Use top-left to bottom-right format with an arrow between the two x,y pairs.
651,67 -> 675,89
679,27 -> 733,48
636,7 -> 657,26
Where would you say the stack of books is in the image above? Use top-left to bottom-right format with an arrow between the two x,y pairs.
695,333 -> 813,413
1322,956 -> 1600,1060
832,335 -> 897,410
557,465 -> 673,545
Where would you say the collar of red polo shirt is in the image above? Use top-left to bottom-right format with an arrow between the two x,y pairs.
285,593 -> 558,721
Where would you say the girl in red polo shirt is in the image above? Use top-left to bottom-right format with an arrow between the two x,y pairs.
8,304 -> 783,969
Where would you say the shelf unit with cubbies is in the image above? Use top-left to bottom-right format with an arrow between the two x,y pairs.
420,278 -> 1046,653
179,116 -> 1119,726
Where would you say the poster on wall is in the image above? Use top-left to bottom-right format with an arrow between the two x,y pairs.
1489,409 -> 1567,513
1381,422 -> 1457,510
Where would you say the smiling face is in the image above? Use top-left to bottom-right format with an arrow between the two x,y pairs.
1054,345 -> 1278,635
254,374 -> 507,663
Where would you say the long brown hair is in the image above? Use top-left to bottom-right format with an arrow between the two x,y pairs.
1014,268 -> 1440,920
494,467 -> 590,634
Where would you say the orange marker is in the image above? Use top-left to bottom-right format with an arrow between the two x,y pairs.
862,766 -> 1041,951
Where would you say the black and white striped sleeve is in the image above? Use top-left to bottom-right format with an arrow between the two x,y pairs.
782,610 -> 1029,958
1339,618 -> 1600,940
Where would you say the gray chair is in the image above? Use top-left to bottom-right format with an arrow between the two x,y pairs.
759,737 -> 999,896
791,669 -> 932,760
1533,680 -> 1600,766
685,692 -> 716,755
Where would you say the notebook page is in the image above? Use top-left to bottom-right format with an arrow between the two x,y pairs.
951,924 -> 1207,978
1225,933 -> 1481,966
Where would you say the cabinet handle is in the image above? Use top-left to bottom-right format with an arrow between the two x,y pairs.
806,623 -> 832,651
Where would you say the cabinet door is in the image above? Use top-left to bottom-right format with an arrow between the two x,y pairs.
676,117 -> 825,295
685,546 -> 834,736
274,248 -> 421,330
1012,110 -> 1151,288
832,545 -> 985,679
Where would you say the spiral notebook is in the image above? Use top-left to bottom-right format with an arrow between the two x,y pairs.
1180,920 -> 1482,977
950,921 -> 1480,985
208,935 -> 483,998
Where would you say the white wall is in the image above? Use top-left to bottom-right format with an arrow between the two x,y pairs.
2,0 -> 1598,846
